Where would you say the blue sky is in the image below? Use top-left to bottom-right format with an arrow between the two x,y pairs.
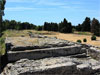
4,0 -> 100,25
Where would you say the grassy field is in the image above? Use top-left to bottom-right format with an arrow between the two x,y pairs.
46,32 -> 100,47
0,30 -> 100,55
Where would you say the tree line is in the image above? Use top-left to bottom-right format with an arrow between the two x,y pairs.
38,17 -> 100,36
2,20 -> 37,30
1,17 -> 100,36
1,18 -> 73,33
43,18 -> 72,33
0,0 -> 100,36
75,17 -> 100,36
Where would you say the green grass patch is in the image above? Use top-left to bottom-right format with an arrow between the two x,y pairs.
0,37 -> 5,56
2,30 -> 28,37
74,31 -> 92,35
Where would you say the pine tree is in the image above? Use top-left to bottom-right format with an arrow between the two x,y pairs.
81,17 -> 91,32
91,18 -> 100,36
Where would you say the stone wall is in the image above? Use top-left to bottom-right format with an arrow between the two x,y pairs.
1,36 -> 100,75
7,45 -> 86,62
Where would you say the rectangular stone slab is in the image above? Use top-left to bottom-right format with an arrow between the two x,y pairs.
7,45 -> 85,62
5,37 -> 75,51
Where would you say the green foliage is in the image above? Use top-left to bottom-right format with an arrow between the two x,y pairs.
1,17 -> 100,37
91,35 -> 96,40
2,20 -> 37,31
83,38 -> 87,42
81,17 -> 91,32
60,27 -> 67,33
0,37 -> 5,44
72,28 -> 76,33
77,40 -> 82,43
0,37 -> 5,56
75,24 -> 82,31
59,18 -> 72,33
0,0 -> 6,10
35,26 -> 43,31
43,18 -> 72,33
75,17 -> 100,36
76,32 -> 92,35
91,18 -> 100,36
0,0 -> 6,35
44,22 -> 58,31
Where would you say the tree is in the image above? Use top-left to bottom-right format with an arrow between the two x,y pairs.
1,19 -> 37,30
67,22 -> 72,33
0,0 -> 6,36
81,17 -> 91,32
76,24 -> 82,31
36,26 -> 43,31
43,22 -> 58,31
59,18 -> 72,33
91,18 -> 100,36
44,22 -> 48,31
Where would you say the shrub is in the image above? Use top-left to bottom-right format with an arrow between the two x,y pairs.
77,40 -> 82,43
83,38 -> 87,42
91,35 -> 96,40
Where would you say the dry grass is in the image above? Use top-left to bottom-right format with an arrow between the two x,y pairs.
46,32 -> 100,47
0,30 -> 100,56
0,29 -> 100,56
2,30 -> 57,38
3,30 -> 100,47
7,37 -> 39,46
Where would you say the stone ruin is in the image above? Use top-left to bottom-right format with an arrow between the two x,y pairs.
1,34 -> 100,75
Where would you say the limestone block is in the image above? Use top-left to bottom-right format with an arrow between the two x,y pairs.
88,47 -> 100,60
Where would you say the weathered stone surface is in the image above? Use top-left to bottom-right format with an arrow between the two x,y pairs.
2,56 -> 100,75
77,64 -> 92,75
88,47 -> 100,61
1,35 -> 100,75
6,36 -> 84,62
7,45 -> 84,62
5,37 -> 75,51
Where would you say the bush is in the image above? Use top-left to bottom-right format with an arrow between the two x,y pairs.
91,35 -> 96,40
83,38 -> 87,42
77,40 -> 82,43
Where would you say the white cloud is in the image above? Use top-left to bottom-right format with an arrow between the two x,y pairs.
59,5 -> 80,10
71,1 -> 83,5
36,0 -> 65,6
7,0 -> 37,3
5,7 -> 35,11
79,9 -> 97,13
